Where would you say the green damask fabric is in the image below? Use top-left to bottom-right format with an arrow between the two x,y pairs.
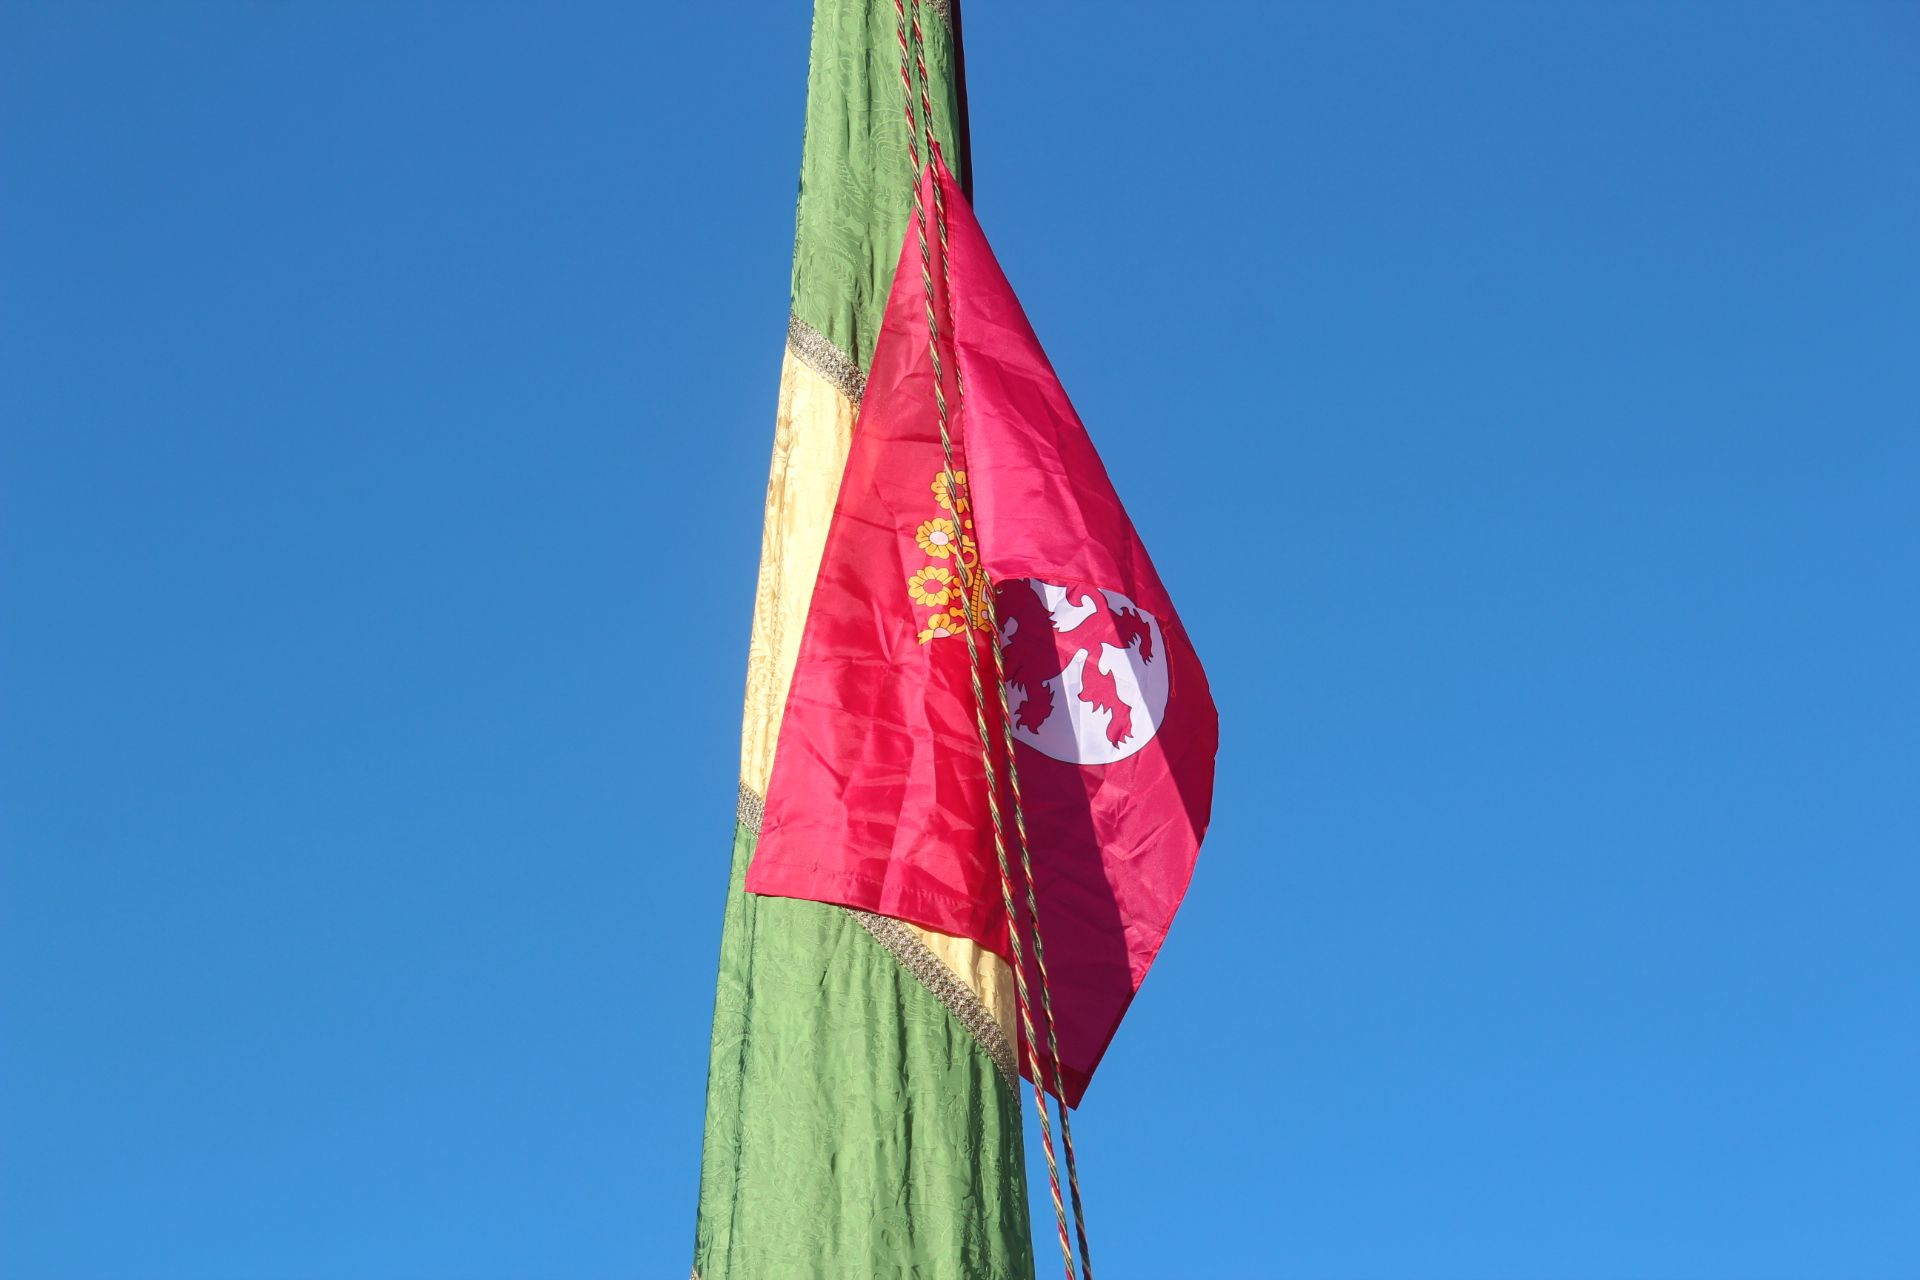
789,0 -> 963,373
694,822 -> 1032,1279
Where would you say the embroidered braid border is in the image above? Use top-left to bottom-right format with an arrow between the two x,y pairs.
735,784 -> 765,835
844,908 -> 1018,1090
786,312 -> 867,405
735,784 -> 1017,1091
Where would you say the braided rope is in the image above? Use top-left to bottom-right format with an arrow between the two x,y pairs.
893,6 -> 1078,1277
904,13 -> 1098,1278
904,11 -> 1096,1278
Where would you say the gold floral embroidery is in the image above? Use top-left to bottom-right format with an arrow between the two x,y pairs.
932,469 -> 968,513
916,517 -> 960,558
955,519 -> 979,568
907,565 -> 955,608
963,570 -> 991,623
911,470 -> 992,639
917,609 -> 966,644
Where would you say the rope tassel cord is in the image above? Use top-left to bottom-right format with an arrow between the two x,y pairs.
893,5 -> 1094,1278
904,11 -> 1095,1273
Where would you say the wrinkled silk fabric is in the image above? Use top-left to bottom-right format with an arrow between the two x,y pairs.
692,4 -> 1036,1278
748,162 -> 1220,1105
699,822 -> 1030,1279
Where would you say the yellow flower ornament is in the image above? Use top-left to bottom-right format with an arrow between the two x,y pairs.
915,517 -> 960,558
917,610 -> 965,644
931,470 -> 968,513
907,565 -> 954,608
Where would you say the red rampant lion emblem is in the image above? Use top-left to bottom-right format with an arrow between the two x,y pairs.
998,578 -> 1159,750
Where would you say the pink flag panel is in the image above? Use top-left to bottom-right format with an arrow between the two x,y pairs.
746,164 -> 1218,1104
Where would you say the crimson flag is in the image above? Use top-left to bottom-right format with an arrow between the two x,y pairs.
745,163 -> 1218,1104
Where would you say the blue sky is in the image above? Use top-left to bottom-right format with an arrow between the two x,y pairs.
2,3 -> 1916,1277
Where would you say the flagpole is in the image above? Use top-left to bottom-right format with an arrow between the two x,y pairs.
947,0 -> 973,199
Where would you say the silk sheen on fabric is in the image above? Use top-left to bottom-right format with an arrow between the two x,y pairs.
748,163 -> 1220,1105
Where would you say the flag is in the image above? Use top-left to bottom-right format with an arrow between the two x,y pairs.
746,161 -> 1219,1105
691,4 -> 1037,1279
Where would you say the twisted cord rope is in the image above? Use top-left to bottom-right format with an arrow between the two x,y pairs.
905,9 -> 1095,1277
892,7 -> 922,174
892,5 -> 1077,1276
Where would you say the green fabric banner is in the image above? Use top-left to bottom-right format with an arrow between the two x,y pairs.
692,4 -> 1035,1278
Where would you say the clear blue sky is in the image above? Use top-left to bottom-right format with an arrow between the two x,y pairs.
3,4 -> 1915,1277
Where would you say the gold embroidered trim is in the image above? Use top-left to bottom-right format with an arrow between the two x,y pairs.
785,312 -> 866,405
735,783 -> 1016,1092
735,784 -> 765,834
845,908 -> 1018,1091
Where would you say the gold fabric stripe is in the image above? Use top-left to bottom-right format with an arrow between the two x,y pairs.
737,347 -> 1016,1062
738,345 -> 858,793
